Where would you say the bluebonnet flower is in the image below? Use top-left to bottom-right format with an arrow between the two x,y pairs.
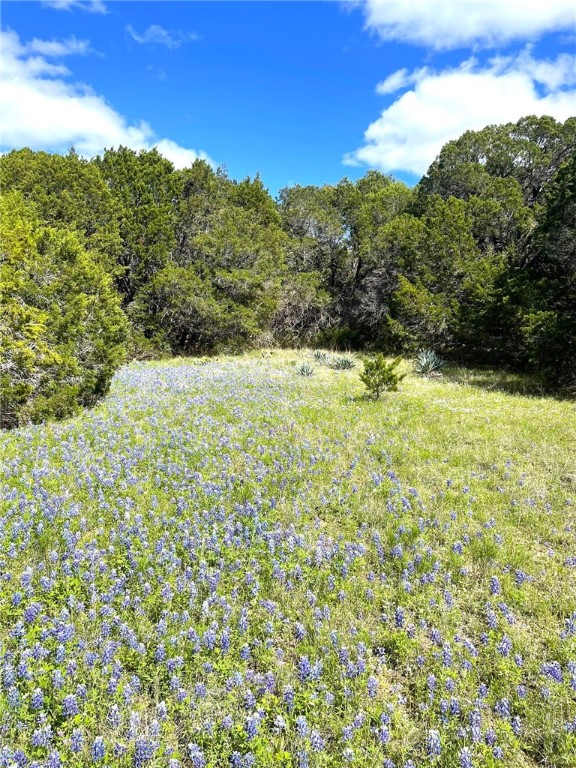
367,675 -> 378,697
61,693 -> 79,718
376,724 -> 390,744
45,751 -> 61,768
342,725 -> 353,741
91,736 -> 106,762
494,698 -> 510,718
195,682 -> 208,699
484,728 -> 497,746
541,661 -> 563,683
283,686 -> 295,711
310,730 -> 325,752
297,751 -> 309,768
6,685 -> 22,709
30,688 -> 44,710
296,715 -> 309,737
497,635 -> 513,657
134,738 -> 156,766
294,622 -> 306,640
427,729 -> 441,757
298,656 -> 312,682
70,728 -> 83,753
245,714 -> 259,739
188,744 -> 206,768
31,725 -> 52,748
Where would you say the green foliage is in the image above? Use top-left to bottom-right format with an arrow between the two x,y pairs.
3,114 -> 574,408
327,355 -> 356,370
359,354 -> 405,399
386,275 -> 457,352
417,115 -> 576,209
414,348 -> 447,376
0,147 -> 122,272
296,362 -> 315,376
522,149 -> 576,391
0,192 -> 128,428
129,263 -> 260,355
94,146 -> 180,302
269,274 -> 330,347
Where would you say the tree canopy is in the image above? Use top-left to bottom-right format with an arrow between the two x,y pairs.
1,114 -> 575,426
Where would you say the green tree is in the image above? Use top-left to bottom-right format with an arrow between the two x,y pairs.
521,149 -> 576,389
129,263 -> 261,355
417,115 -> 576,209
94,146 -> 180,302
279,184 -> 348,293
0,147 -> 122,272
0,192 -> 128,428
360,355 -> 405,399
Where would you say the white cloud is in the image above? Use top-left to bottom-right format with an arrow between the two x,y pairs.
0,30 -> 213,169
24,36 -> 91,57
345,51 -> 576,176
376,67 -> 427,94
42,0 -> 107,13
126,24 -> 199,50
357,0 -> 576,49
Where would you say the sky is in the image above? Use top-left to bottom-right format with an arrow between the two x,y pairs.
1,1 -> 575,195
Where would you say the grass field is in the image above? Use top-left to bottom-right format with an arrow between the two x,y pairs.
1,351 -> 575,768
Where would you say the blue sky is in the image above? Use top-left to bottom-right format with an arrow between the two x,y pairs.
1,1 -> 575,195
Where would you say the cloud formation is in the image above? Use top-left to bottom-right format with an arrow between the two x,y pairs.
345,51 -> 576,176
23,36 -> 91,57
42,0 -> 107,14
126,24 -> 199,50
0,29 -> 212,169
357,0 -> 576,49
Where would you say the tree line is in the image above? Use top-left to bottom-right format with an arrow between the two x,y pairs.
1,114 -> 575,427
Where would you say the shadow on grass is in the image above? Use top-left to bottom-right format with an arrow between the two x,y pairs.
443,366 -> 556,398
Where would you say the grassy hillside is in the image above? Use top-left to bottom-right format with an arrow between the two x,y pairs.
1,352 -> 575,768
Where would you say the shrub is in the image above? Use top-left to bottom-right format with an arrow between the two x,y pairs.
0,192 -> 128,429
414,349 -> 447,376
360,355 -> 405,399
128,264 -> 259,356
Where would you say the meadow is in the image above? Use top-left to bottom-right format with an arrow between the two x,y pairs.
1,352 -> 575,768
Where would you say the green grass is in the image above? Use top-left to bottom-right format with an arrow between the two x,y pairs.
0,350 -> 575,768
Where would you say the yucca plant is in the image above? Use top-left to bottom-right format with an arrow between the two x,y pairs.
414,349 -> 447,377
297,363 -> 315,377
328,355 -> 356,370
312,350 -> 330,364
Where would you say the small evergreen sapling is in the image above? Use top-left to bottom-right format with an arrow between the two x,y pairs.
360,355 -> 405,399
